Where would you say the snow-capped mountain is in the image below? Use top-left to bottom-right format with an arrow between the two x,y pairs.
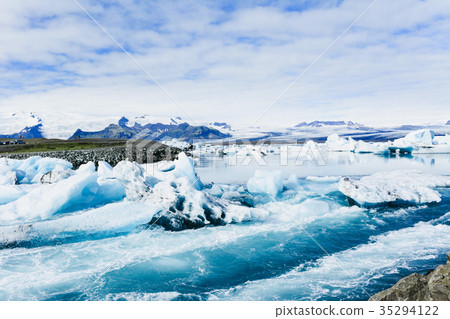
0,112 -> 232,141
295,120 -> 367,129
1,111 -> 450,142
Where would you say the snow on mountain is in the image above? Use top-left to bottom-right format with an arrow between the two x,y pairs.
2,111 -> 450,143
0,112 -> 229,140
0,112 -> 42,136
295,120 -> 366,129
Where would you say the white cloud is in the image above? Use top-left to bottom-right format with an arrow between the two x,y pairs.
0,0 -> 449,128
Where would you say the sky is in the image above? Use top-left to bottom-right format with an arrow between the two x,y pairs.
0,0 -> 449,128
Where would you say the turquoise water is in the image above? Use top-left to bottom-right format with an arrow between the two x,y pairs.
0,153 -> 449,301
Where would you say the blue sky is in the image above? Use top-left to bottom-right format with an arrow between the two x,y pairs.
0,0 -> 449,127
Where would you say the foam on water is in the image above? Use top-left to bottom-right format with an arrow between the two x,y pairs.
0,197 -> 363,300
0,153 -> 449,301
207,218 -> 450,301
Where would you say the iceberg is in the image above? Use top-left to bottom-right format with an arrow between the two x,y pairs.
434,134 -> 450,145
390,129 -> 435,153
76,161 -> 96,175
338,170 -> 450,207
147,175 -> 264,231
0,201 -> 161,247
412,134 -> 450,154
0,185 -> 27,205
97,161 -> 114,178
113,161 -> 150,200
284,173 -> 301,191
173,152 -> 203,190
324,134 -> 356,152
247,170 -> 283,197
0,156 -> 72,184
0,173 -> 126,224
40,165 -> 74,184
0,171 -> 18,185
354,140 -> 390,154
306,176 -> 341,182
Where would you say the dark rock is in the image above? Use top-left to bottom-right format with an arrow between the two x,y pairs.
68,121 -> 231,142
1,146 -> 183,168
149,194 -> 227,231
370,254 -> 450,301
40,167 -> 73,184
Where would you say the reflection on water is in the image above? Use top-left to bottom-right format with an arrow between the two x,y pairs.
195,152 -> 450,184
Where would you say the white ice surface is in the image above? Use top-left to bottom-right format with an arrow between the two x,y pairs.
338,170 -> 450,206
247,170 -> 283,197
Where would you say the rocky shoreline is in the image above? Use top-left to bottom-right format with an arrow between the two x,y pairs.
0,144 -> 183,168
370,254 -> 450,301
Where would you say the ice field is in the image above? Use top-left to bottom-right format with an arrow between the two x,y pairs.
0,130 -> 449,301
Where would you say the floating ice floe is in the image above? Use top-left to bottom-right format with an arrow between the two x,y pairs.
354,140 -> 390,154
306,175 -> 341,183
97,161 -> 114,178
161,138 -> 190,149
40,164 -> 74,184
321,129 -> 450,154
284,173 -> 301,191
389,129 -> 434,153
247,170 -> 283,197
173,152 -> 203,190
0,171 -> 19,185
389,129 -> 450,154
0,185 -> 27,205
338,170 -> 450,207
0,156 -> 73,184
0,173 -> 126,223
113,160 -> 151,200
324,134 -> 356,152
0,152 -> 268,231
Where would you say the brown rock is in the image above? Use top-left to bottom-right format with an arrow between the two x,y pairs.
369,254 -> 450,301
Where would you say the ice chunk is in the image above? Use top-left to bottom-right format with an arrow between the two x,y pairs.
434,134 -> 450,145
97,161 -> 114,178
173,152 -> 203,190
390,129 -> 436,153
403,129 -> 435,146
0,173 -> 125,223
0,156 -> 72,184
0,171 -> 18,185
40,165 -> 74,184
0,185 -> 26,205
324,134 -> 356,152
77,161 -> 96,175
247,170 -> 283,197
413,144 -> 450,154
284,173 -> 300,191
113,161 -> 150,200
354,140 -> 390,154
0,201 -> 160,246
148,176 -> 265,231
148,177 -> 224,230
338,170 -> 450,207
207,183 -> 224,197
306,176 -> 341,182
412,134 -> 450,153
